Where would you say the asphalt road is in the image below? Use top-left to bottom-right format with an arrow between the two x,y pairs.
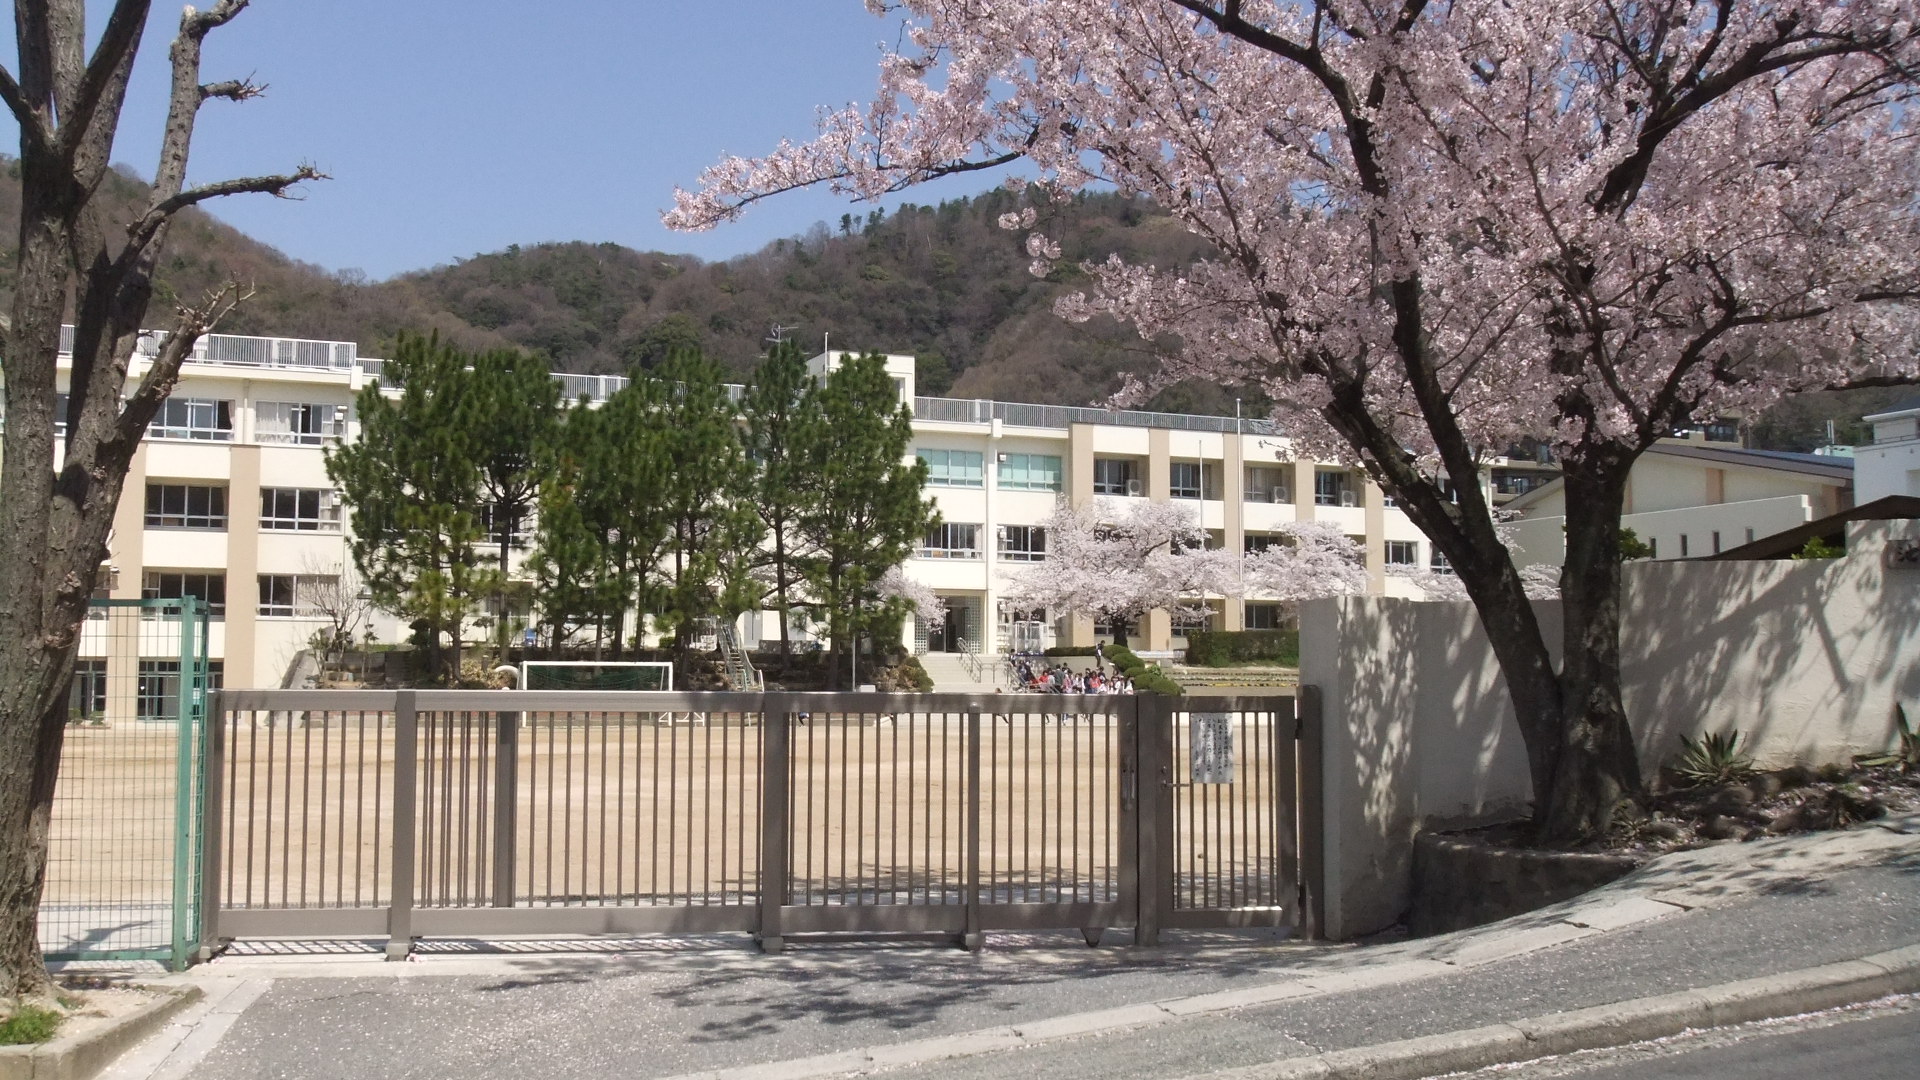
174,861 -> 1920,1080
1472,998 -> 1920,1080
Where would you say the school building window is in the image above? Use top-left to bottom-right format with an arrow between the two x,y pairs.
918,523 -> 981,559
259,488 -> 342,532
917,448 -> 985,488
997,453 -> 1062,492
147,397 -> 233,441
144,483 -> 228,529
143,571 -> 226,617
997,524 -> 1047,561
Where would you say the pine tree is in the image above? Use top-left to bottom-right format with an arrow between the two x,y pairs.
528,403 -> 612,653
646,352 -> 761,681
466,349 -> 561,651
741,341 -> 826,656
796,353 -> 937,689
325,333 -> 491,682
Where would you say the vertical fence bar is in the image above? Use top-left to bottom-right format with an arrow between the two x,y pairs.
386,692 -> 419,961
492,708 -> 518,906
758,695 -> 790,952
1295,685 -> 1325,940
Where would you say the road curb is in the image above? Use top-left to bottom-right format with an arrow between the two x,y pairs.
1183,944 -> 1920,1080
0,985 -> 202,1080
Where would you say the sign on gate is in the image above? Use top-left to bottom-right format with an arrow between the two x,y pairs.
1189,713 -> 1234,783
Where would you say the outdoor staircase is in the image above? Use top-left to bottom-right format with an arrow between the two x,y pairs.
716,626 -> 762,691
917,651 -> 996,692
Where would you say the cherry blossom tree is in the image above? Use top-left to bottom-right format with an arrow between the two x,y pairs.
1241,522 -> 1368,604
1001,499 -> 1232,645
667,0 -> 1920,841
878,564 -> 947,630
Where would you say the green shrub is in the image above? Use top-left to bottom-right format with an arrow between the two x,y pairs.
895,655 -> 934,693
1043,645 -> 1096,657
1183,629 -> 1300,667
0,1004 -> 63,1045
1672,730 -> 1755,786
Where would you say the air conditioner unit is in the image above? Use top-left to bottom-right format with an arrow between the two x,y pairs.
1126,478 -> 1143,497
1340,490 -> 1357,507
997,452 -> 1008,464
320,492 -> 340,509
1272,486 -> 1290,504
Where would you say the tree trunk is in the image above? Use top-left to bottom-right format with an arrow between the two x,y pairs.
773,525 -> 792,658
0,155 -> 84,998
0,692 -> 68,1001
1538,462 -> 1642,842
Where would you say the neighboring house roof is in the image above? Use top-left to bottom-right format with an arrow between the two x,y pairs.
1645,441 -> 1854,481
1700,494 -> 1920,560
1863,394 -> 1920,422
1502,440 -> 1854,516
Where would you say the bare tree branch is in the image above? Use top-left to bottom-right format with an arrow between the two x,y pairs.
59,0 -> 152,159
0,65 -> 54,151
114,280 -> 251,445
201,77 -> 264,103
124,166 -> 326,255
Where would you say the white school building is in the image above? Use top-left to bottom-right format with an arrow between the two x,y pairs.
14,327 -> 1480,695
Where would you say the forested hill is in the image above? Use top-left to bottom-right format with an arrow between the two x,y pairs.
0,156 -> 1903,435
0,158 -> 1231,411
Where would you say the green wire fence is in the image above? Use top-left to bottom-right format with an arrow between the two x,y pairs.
40,597 -> 211,970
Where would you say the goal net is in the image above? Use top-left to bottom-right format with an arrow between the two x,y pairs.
520,661 -> 674,692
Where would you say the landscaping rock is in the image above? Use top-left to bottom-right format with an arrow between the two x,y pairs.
1700,814 -> 1744,841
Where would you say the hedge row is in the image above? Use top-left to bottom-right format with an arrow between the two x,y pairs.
1182,629 -> 1300,667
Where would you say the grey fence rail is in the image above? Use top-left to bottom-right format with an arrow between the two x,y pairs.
202,689 -> 1320,957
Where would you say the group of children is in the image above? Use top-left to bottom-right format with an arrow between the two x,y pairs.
1005,655 -> 1136,695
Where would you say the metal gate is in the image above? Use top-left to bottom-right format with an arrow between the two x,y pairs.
201,688 -> 1319,957
43,597 -> 212,969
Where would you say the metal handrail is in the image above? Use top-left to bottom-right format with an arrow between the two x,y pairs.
955,635 -> 984,682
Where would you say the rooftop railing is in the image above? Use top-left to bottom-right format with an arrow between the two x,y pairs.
60,324 -> 357,373
915,395 -> 1281,436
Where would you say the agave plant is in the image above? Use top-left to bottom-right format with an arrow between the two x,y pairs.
1858,705 -> 1920,774
1672,730 -> 1755,787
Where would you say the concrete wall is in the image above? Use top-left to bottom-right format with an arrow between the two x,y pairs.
1509,494 -> 1814,566
1301,519 -> 1920,939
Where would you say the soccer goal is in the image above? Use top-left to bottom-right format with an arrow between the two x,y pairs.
517,660 -> 701,725
519,661 -> 674,692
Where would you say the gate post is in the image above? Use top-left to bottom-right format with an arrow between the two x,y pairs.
491,707 -> 518,906
386,691 -> 419,961
1296,685 -> 1326,940
1134,694 -> 1174,947
197,687 -> 227,962
757,694 -> 791,953
170,598 -> 204,971
962,707 -> 983,952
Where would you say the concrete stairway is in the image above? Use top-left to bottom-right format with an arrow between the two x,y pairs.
916,651 -> 997,692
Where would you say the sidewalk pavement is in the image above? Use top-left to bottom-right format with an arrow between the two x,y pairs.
94,814 -> 1920,1080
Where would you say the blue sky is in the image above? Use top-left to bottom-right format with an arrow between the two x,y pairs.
51,0 -> 1006,280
